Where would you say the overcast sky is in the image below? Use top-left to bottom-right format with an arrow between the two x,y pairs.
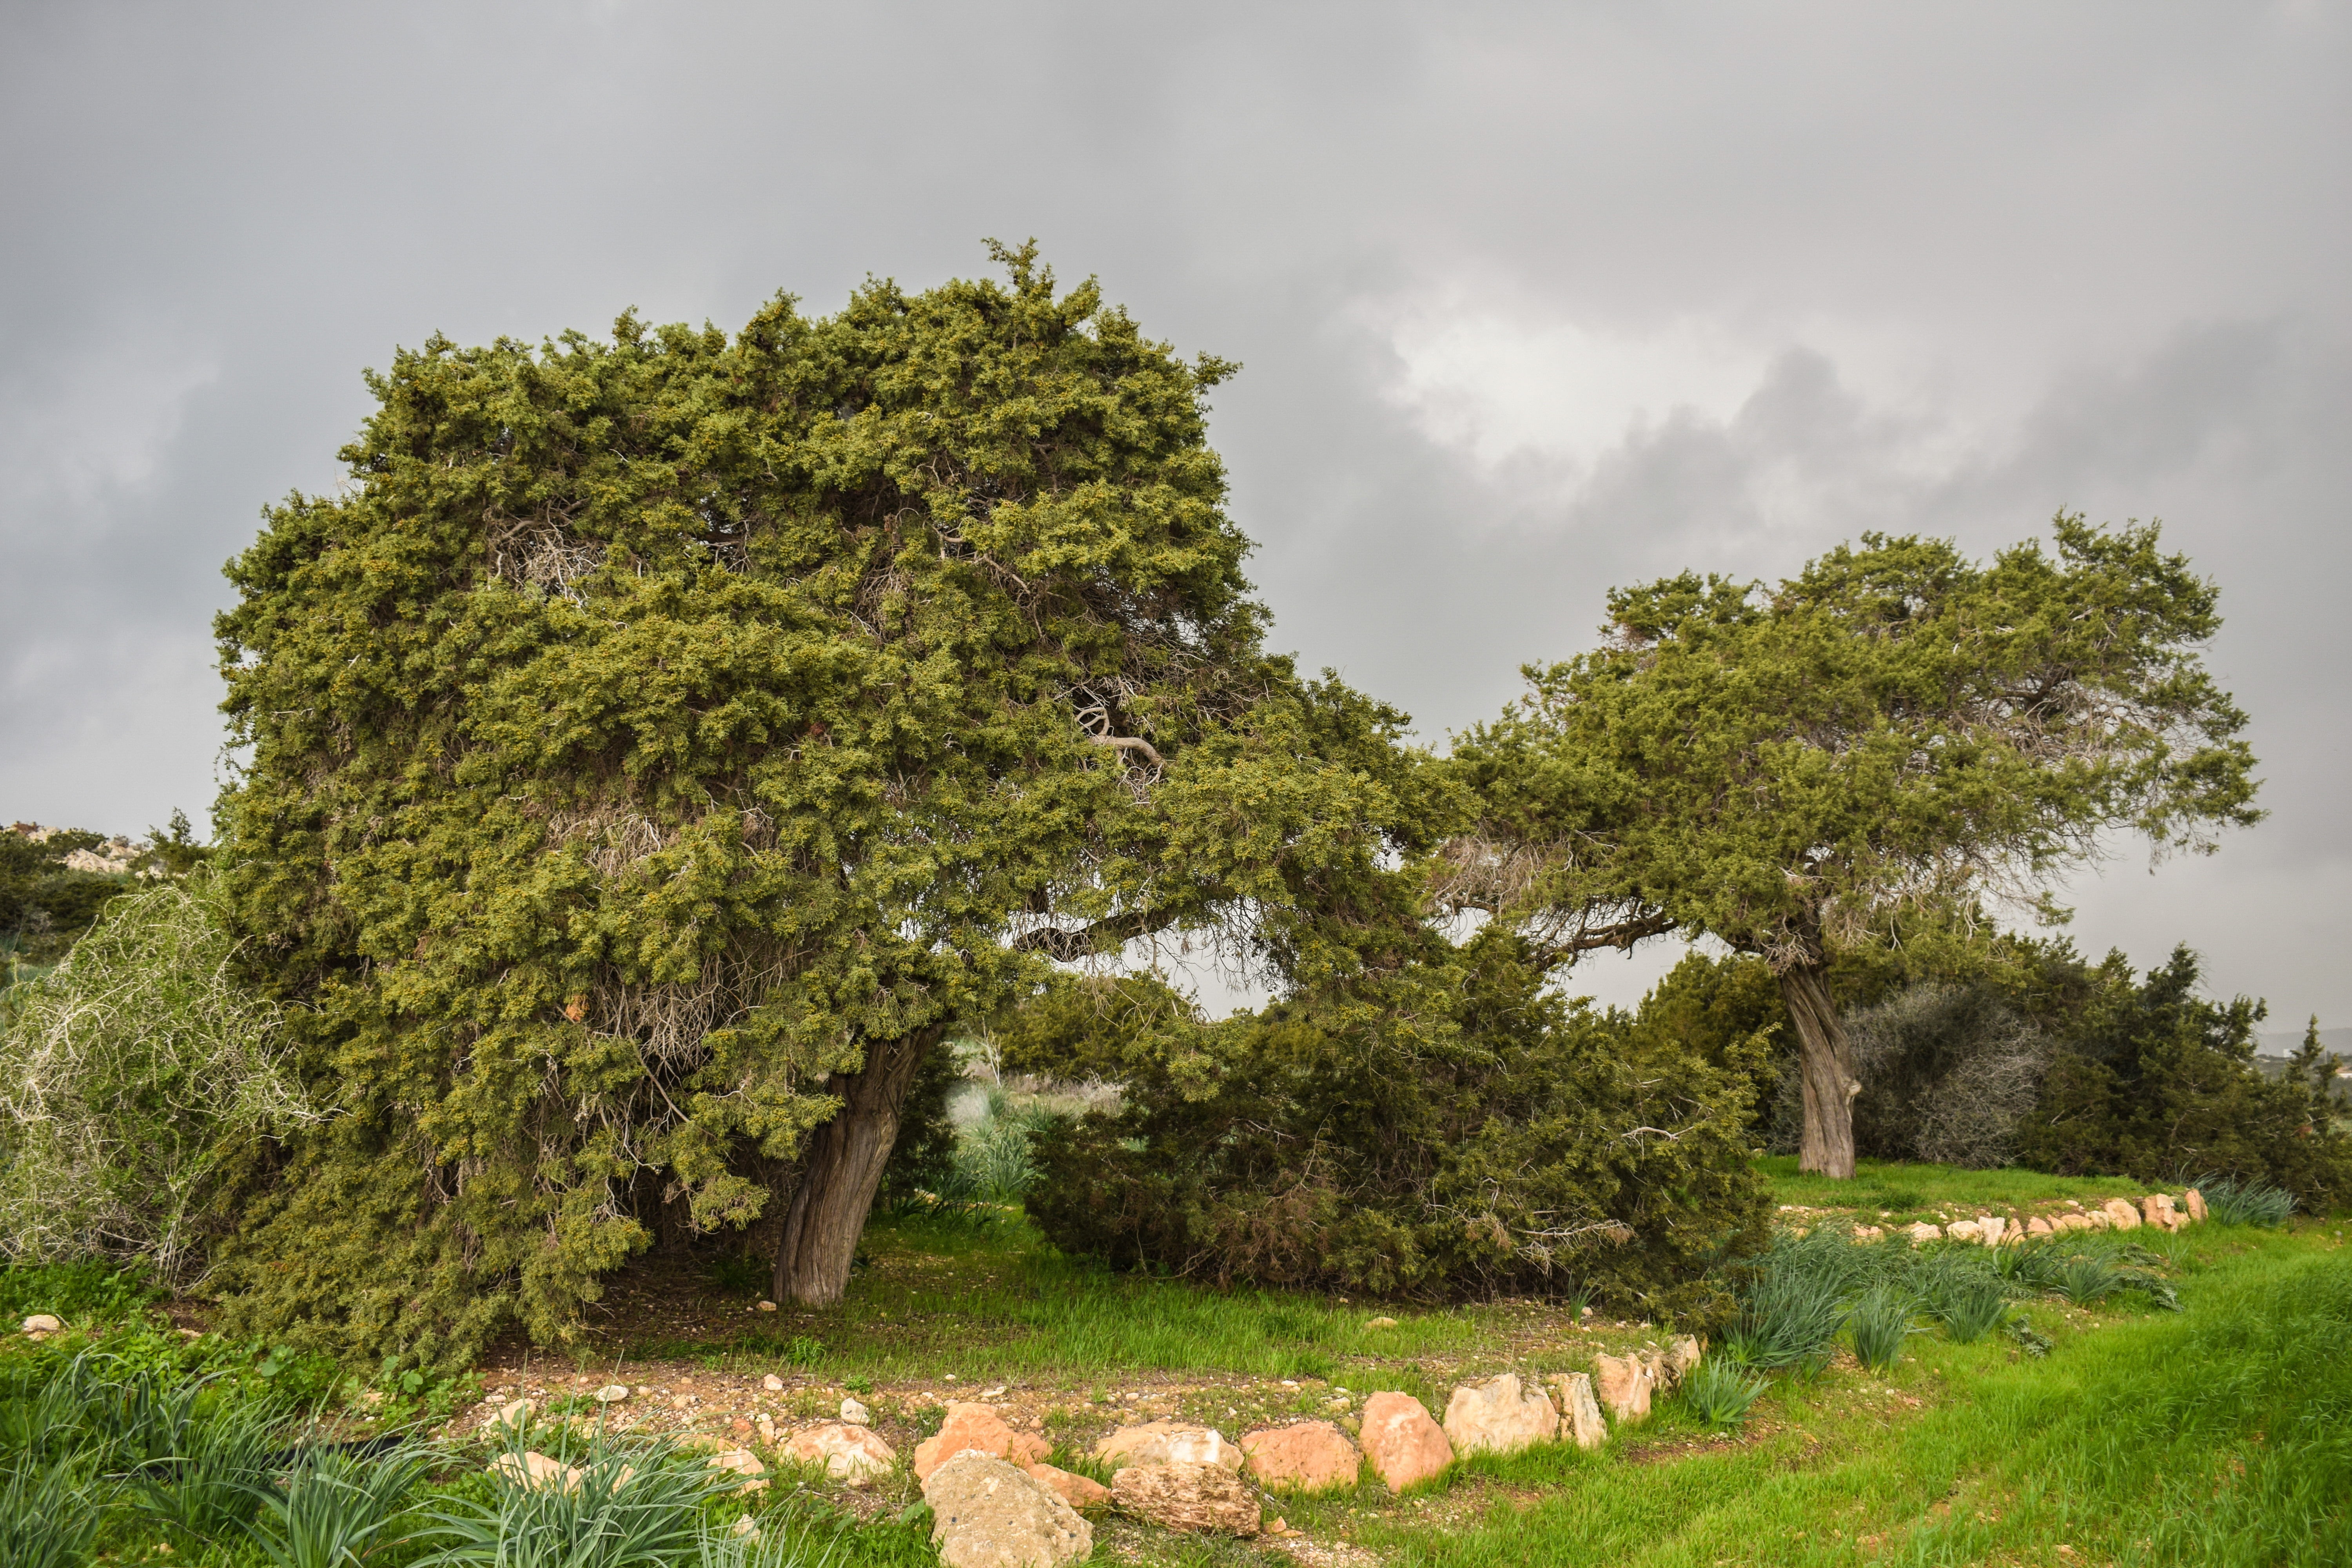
3,3 -> 2345,1026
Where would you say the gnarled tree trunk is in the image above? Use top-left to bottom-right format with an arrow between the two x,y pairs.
1779,961 -> 1860,1179
772,1023 -> 943,1306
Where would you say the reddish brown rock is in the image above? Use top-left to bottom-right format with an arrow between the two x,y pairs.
1592,1353 -> 1654,1425
915,1403 -> 1050,1482
1240,1421 -> 1361,1492
1024,1462 -> 1111,1510
1110,1459 -> 1259,1535
1359,1392 -> 1452,1492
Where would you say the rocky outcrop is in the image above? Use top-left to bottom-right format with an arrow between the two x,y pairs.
1359,1392 -> 1452,1491
1441,1373 -> 1558,1457
922,1451 -> 1092,1568
1111,1459 -> 1260,1535
1239,1421 -> 1361,1492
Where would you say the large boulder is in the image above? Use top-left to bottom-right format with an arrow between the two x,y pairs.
1547,1372 -> 1607,1450
922,1451 -> 1092,1568
1359,1392 -> 1452,1492
915,1403 -> 1051,1481
2101,1198 -> 2141,1231
1592,1353 -> 1654,1424
1441,1373 -> 1558,1458
1239,1421 -> 1361,1492
782,1422 -> 895,1486
1110,1459 -> 1260,1536
1091,1420 -> 1243,1472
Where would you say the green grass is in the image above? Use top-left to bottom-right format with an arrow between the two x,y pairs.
1757,1154 -> 2148,1219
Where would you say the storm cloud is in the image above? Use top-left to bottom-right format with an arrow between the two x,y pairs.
3,3 -> 2344,1022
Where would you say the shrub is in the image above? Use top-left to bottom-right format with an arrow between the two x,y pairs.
2016,946 -> 2352,1211
1024,934 -> 1771,1309
1846,982 -> 2049,1169
0,873 -> 308,1285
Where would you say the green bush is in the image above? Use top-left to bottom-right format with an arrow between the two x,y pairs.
2015,946 -> 2352,1211
0,873 -> 306,1285
1023,935 -> 1771,1309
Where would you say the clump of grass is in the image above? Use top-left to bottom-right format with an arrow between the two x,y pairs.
1931,1278 -> 2009,1343
415,1440 -> 731,1567
2051,1253 -> 2128,1305
1726,1228 -> 1878,1370
1846,1285 -> 1916,1372
2195,1175 -> 2296,1228
0,1458 -> 99,1568
1679,1359 -> 1769,1430
246,1438 -> 437,1568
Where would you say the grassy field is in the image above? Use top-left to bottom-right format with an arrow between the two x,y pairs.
4,1166 -> 2345,1567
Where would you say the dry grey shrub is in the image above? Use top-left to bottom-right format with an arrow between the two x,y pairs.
0,871 -> 311,1284
1846,982 -> 2050,1168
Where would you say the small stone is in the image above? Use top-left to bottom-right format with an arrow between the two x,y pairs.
1358,1392 -> 1451,1492
1663,1335 -> 1704,1388
1592,1353 -> 1654,1425
763,1374 -> 785,1392
2185,1188 -> 2208,1223
731,1514 -> 759,1539
492,1450 -> 582,1492
593,1384 -> 630,1404
922,1451 -> 1091,1568
706,1447 -> 770,1494
1976,1216 -> 2005,1247
1907,1221 -> 1943,1245
2026,1216 -> 2054,1237
2101,1198 -> 2141,1231
840,1396 -> 871,1425
1025,1461 -> 1112,1509
1364,1316 -> 1400,1330
1240,1420 -> 1361,1492
1092,1419 -> 1244,1471
1111,1459 -> 1260,1535
981,1385 -> 1007,1399
488,1399 -> 534,1430
1945,1219 -> 1982,1244
782,1422 -> 895,1486
915,1401 -> 1051,1481
20,1314 -> 62,1336
1548,1372 -> 1607,1450
1442,1373 -> 1558,1457
757,1300 -> 778,1312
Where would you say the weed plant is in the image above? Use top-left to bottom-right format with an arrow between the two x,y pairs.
1726,1227 -> 1881,1370
246,1438 -> 437,1568
416,1439 -> 736,1568
1846,1285 -> 1917,1370
0,1457 -> 99,1568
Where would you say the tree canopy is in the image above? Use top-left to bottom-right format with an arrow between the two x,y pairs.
209,245 -> 1419,1365
1444,520 -> 2261,1177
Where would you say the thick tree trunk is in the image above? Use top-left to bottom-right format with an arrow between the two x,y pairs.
1779,962 -> 1860,1179
772,1024 -> 942,1307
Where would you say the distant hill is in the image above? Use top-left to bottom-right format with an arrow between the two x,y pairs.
2256,1026 -> 2352,1059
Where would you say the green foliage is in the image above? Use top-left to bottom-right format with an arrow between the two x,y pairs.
2016,946 -> 2352,1209
1616,950 -> 1791,1139
245,1439 -> 437,1568
1724,1229 -> 1870,1370
1844,982 -> 2048,1169
2194,1173 -> 2297,1227
0,1457 -> 99,1568
1450,519 -> 2260,973
1026,933 -> 1770,1307
1,826 -> 140,974
0,872 -> 306,1285
209,243 -> 1421,1366
416,1439 -> 731,1567
1845,1284 -> 1916,1370
1676,1358 -> 1768,1430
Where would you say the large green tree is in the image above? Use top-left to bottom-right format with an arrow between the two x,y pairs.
212,246 -> 1409,1362
1444,520 -> 2260,1178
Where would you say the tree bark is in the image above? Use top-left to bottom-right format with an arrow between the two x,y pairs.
1779,961 -> 1860,1179
772,1024 -> 943,1306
